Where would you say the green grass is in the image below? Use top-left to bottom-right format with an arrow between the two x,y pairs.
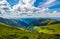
0,22 -> 60,39
34,23 -> 60,34
0,22 -> 39,39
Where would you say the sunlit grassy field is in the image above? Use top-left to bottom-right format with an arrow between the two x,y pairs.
34,23 -> 60,34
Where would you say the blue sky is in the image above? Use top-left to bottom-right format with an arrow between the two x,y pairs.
7,0 -> 60,10
7,0 -> 19,6
34,0 -> 46,7
50,3 -> 60,9
7,0 -> 46,7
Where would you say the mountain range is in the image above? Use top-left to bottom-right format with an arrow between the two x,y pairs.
0,22 -> 60,39
0,17 -> 60,28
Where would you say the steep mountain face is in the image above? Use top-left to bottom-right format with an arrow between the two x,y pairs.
0,17 -> 60,28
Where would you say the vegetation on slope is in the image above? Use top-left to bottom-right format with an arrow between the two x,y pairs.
0,22 -> 60,39
0,22 -> 38,39
34,23 -> 60,34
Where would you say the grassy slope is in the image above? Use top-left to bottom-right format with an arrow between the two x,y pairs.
0,22 -> 60,39
34,23 -> 60,34
0,22 -> 39,39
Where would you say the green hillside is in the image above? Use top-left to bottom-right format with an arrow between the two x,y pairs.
34,23 -> 60,34
0,22 -> 39,39
0,22 -> 60,39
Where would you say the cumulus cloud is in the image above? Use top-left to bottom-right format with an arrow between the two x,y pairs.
0,0 -> 60,19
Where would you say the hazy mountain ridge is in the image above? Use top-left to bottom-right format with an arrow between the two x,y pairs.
0,17 -> 60,28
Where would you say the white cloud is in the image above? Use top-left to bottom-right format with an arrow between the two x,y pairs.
39,0 -> 56,8
0,0 -> 60,19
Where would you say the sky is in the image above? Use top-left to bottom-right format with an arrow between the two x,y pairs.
7,0 -> 46,7
0,0 -> 60,18
7,0 -> 60,10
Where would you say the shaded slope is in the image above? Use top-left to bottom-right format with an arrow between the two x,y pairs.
0,17 -> 29,28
